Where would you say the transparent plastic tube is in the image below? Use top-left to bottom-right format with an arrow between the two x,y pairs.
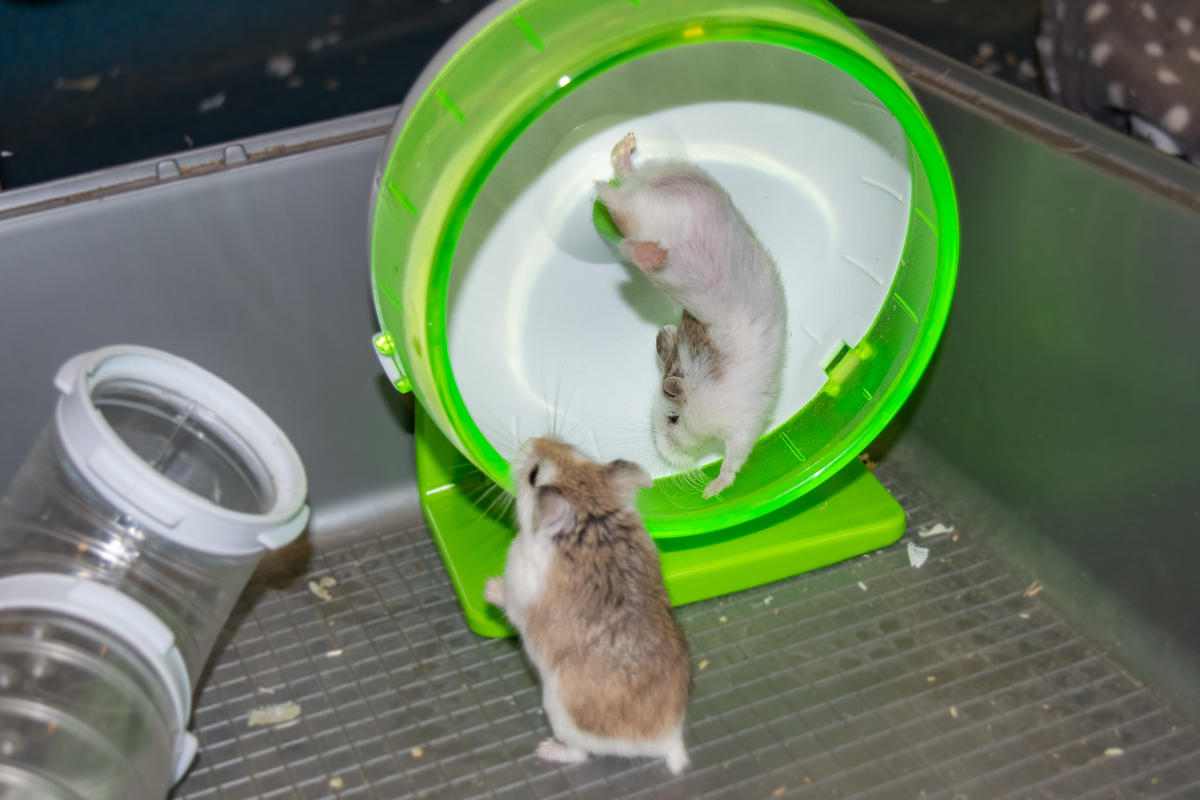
0,420 -> 268,682
0,611 -> 179,799
0,346 -> 310,798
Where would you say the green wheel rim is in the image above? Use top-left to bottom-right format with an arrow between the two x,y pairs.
371,0 -> 958,537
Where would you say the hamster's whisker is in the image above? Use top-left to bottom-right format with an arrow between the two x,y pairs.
671,467 -> 708,493
437,461 -> 485,479
484,492 -> 516,523
560,359 -> 584,434
551,357 -> 565,440
464,478 -> 501,506
474,481 -> 515,523
471,407 -> 522,458
539,351 -> 565,442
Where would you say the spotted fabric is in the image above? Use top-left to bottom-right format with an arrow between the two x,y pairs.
1039,0 -> 1200,163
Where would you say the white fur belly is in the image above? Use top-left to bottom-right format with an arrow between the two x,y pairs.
501,530 -> 554,631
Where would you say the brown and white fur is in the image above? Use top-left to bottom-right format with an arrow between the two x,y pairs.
484,436 -> 690,773
595,133 -> 786,497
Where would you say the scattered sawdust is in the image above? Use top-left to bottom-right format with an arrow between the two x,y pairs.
971,41 -> 997,65
1105,747 -> 1125,757
309,576 -> 337,601
950,705 -> 959,719
197,92 -> 226,113
326,649 -> 343,658
247,701 -> 301,727
411,746 -> 424,758
1023,581 -> 1044,598
763,596 -> 774,606
907,541 -> 930,568
307,31 -> 342,52
718,616 -> 728,623
857,581 -> 868,591
266,53 -> 296,79
1019,612 -> 1032,620
926,675 -> 937,683
257,686 -> 276,695
329,776 -> 344,789
917,523 -> 954,539
772,787 -> 786,797
55,75 -> 101,92
698,659 -> 710,671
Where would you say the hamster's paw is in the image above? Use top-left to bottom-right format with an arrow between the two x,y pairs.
611,132 -> 637,177
484,577 -> 505,608
702,473 -> 734,499
535,738 -> 588,765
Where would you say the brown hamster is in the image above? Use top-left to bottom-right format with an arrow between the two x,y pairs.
484,436 -> 690,773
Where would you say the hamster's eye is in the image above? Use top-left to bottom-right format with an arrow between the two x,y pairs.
528,464 -> 540,486
667,414 -> 680,425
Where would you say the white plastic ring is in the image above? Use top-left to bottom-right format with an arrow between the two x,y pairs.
53,345 -> 309,557
0,573 -> 199,782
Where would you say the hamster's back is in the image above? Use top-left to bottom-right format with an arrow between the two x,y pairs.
522,445 -> 689,742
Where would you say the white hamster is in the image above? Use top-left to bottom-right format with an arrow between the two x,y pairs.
596,133 -> 787,497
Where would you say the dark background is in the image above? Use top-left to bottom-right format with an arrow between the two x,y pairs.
0,0 -> 1044,190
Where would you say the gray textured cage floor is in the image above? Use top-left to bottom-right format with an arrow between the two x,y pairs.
171,468 -> 1200,799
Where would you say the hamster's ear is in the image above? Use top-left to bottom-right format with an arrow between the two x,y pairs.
534,487 -> 574,536
663,375 -> 685,399
606,459 -> 653,497
656,325 -> 678,362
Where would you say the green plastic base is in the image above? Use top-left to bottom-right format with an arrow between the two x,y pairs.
415,407 -> 906,638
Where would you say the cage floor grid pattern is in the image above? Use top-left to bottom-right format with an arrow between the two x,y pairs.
171,468 -> 1200,799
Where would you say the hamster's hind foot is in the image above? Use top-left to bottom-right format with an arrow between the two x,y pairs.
611,132 -> 637,178
664,740 -> 689,775
535,738 -> 588,765
702,472 -> 734,499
